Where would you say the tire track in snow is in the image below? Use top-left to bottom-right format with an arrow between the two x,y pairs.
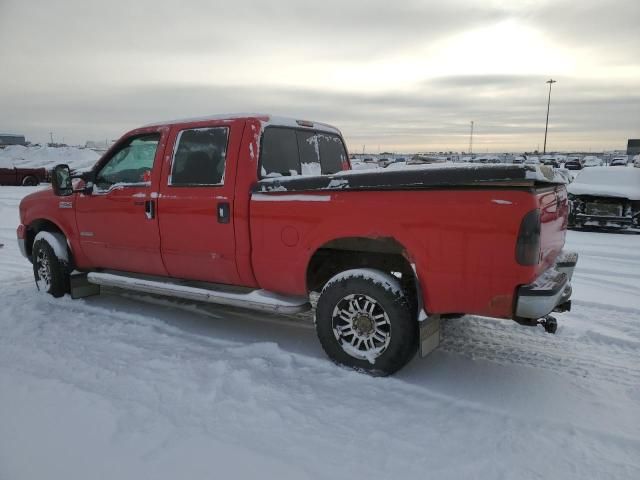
440,310 -> 640,388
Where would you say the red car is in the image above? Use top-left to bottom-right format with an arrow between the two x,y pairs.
0,166 -> 47,186
17,114 -> 577,375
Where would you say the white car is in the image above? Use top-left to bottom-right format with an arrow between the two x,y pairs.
610,156 -> 629,167
524,156 -> 540,165
582,156 -> 603,167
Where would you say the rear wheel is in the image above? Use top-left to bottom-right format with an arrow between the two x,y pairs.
315,269 -> 418,376
32,237 -> 69,297
22,176 -> 39,186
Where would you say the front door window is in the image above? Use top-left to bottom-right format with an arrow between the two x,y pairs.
95,134 -> 160,190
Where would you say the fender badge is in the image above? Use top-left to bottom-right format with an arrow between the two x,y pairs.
59,201 -> 73,209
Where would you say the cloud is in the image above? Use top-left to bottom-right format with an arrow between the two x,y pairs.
2,78 -> 638,151
1,0 -> 638,151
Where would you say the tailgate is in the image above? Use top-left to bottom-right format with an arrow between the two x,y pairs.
536,185 -> 568,272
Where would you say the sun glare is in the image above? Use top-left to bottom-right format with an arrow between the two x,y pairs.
427,20 -> 576,77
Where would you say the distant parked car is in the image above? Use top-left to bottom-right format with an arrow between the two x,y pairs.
634,155 -> 640,168
541,156 -> 561,168
610,156 -> 629,167
407,154 -> 446,165
564,157 -> 583,170
511,156 -> 525,164
0,167 -> 47,186
582,156 -> 603,167
472,155 -> 501,164
568,167 -> 640,230
524,156 -> 540,165
384,161 -> 406,170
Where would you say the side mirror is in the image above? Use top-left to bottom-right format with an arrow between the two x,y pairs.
52,164 -> 73,196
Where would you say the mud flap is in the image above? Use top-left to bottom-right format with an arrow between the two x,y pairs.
419,314 -> 441,358
70,273 -> 101,299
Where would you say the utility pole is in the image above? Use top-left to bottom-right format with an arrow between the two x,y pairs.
543,79 -> 556,155
469,121 -> 474,154
49,132 -> 54,145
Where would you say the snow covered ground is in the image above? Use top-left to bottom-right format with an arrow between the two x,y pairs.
1,186 -> 639,479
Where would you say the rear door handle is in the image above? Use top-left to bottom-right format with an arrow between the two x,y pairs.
145,200 -> 155,219
217,202 -> 230,224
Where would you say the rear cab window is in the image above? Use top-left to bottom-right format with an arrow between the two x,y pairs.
260,127 -> 347,178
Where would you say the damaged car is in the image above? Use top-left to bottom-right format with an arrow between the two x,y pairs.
568,167 -> 640,230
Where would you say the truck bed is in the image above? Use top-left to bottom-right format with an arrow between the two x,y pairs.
254,164 -> 570,193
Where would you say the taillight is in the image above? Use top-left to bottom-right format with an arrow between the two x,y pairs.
516,209 -> 540,265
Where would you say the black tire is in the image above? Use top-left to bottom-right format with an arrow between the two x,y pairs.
315,269 -> 418,376
32,237 -> 70,298
22,176 -> 39,186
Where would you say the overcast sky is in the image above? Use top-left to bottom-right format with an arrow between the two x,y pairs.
1,0 -> 638,153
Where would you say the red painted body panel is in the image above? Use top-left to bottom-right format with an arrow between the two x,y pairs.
17,115 -> 569,321
74,126 -> 169,276
156,120 -> 244,285
18,188 -> 89,267
249,189 -> 553,319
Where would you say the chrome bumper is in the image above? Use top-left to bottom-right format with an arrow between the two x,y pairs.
515,250 -> 578,319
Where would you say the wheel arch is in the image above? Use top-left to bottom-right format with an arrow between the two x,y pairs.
25,218 -> 73,266
306,236 -> 422,315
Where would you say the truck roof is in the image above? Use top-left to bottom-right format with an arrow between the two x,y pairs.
143,113 -> 341,135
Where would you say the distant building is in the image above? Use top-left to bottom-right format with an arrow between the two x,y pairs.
627,139 -> 640,155
0,133 -> 27,147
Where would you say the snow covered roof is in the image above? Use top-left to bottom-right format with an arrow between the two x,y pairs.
143,113 -> 341,134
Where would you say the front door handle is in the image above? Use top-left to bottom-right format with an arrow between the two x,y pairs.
145,200 -> 155,219
217,202 -> 230,224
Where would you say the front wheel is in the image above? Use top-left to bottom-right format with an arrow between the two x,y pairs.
315,269 -> 418,376
32,237 -> 69,297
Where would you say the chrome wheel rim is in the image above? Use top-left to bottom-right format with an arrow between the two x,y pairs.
36,249 -> 52,291
332,293 -> 391,361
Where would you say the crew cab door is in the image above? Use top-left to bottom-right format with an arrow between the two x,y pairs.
75,130 -> 168,275
156,120 -> 242,285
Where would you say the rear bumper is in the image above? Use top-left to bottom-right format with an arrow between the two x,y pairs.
515,250 -> 578,319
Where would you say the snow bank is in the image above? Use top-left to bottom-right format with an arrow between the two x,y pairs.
0,145 -> 100,171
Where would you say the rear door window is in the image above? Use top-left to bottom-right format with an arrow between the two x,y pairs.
170,127 -> 229,186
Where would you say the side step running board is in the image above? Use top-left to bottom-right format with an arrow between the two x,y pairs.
87,272 -> 311,314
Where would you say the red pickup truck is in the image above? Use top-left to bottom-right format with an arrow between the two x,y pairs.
1,166 -> 47,186
17,114 -> 577,375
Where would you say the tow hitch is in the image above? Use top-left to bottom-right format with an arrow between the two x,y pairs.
538,315 -> 558,334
